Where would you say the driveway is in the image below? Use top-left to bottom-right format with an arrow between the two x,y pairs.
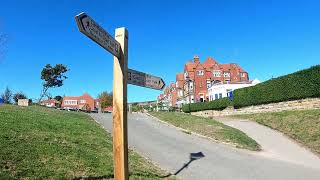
90,113 -> 320,180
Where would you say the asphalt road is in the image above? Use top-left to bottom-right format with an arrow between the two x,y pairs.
90,113 -> 320,180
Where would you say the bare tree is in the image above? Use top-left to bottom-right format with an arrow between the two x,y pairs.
1,86 -> 13,104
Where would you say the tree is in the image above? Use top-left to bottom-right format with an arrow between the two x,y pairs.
13,92 -> 27,104
54,95 -> 63,102
39,64 -> 68,103
1,86 -> 13,104
98,91 -> 113,109
54,95 -> 63,107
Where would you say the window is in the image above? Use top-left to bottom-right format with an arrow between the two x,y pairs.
213,70 -> 221,77
64,100 -> 77,105
224,72 -> 230,78
207,80 -> 211,88
215,94 -> 218,100
80,99 -> 86,104
241,73 -> 246,77
197,70 -> 204,76
219,93 -> 222,99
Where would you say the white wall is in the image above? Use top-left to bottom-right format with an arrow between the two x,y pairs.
208,81 -> 259,101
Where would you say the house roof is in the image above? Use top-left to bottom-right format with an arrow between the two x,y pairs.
203,57 -> 218,68
41,99 -> 59,104
63,93 -> 94,101
176,73 -> 184,81
185,61 -> 195,72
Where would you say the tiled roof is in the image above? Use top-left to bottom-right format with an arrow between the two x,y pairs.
176,73 -> 184,81
203,57 -> 218,68
185,61 -> 195,72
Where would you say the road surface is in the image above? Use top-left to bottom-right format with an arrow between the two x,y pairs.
90,113 -> 320,180
215,116 -> 320,168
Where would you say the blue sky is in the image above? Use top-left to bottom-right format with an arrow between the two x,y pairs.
0,0 -> 319,102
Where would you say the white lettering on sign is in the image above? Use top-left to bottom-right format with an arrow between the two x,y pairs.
75,12 -> 121,58
128,69 -> 165,90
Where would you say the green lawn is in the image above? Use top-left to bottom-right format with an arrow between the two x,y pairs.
234,109 -> 320,156
149,112 -> 260,151
0,105 -> 173,179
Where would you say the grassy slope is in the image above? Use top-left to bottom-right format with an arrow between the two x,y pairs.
234,109 -> 320,155
149,112 -> 260,151
0,105 -> 172,179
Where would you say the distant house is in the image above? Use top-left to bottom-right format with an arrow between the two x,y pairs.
40,99 -> 60,108
102,106 -> 113,113
61,93 -> 98,112
18,99 -> 31,106
208,79 -> 260,101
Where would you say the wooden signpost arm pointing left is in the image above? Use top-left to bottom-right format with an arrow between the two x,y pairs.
113,27 -> 129,180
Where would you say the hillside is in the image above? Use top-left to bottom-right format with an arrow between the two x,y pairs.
0,105 -> 172,179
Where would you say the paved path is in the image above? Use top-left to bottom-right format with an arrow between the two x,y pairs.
90,113 -> 320,180
215,116 -> 320,168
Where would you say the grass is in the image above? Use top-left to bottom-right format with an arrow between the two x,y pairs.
149,112 -> 260,151
233,109 -> 320,156
0,105 -> 174,179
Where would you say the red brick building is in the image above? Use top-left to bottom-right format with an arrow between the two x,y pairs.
61,93 -> 99,111
183,55 -> 248,102
158,55 -> 249,107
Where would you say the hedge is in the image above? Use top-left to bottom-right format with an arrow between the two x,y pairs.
233,65 -> 320,108
182,97 -> 233,113
182,65 -> 320,113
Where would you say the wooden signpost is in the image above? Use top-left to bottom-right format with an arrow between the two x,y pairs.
75,12 -> 165,180
128,68 -> 165,90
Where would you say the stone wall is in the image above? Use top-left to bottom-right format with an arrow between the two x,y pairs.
191,98 -> 320,117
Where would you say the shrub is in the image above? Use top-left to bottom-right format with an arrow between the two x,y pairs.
182,97 -> 233,113
233,65 -> 320,108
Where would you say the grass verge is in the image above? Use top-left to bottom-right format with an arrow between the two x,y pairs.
149,112 -> 260,151
0,105 -> 174,179
233,109 -> 320,156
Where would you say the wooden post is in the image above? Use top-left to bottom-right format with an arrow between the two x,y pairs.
113,27 -> 129,180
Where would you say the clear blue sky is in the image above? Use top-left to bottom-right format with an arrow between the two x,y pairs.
0,0 -> 319,102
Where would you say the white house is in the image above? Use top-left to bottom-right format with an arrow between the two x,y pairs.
208,79 -> 260,101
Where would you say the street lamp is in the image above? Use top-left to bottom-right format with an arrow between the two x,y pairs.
185,75 -> 192,112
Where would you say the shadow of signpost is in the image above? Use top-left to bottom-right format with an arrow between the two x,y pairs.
162,151 -> 205,178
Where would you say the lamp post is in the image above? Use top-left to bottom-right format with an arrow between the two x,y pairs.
185,76 -> 192,113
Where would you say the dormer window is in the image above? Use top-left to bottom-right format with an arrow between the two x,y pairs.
197,70 -> 204,76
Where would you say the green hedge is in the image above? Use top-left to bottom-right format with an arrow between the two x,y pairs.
233,65 -> 320,108
182,97 -> 233,113
182,65 -> 320,113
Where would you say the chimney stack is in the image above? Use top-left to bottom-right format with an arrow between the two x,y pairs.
194,55 -> 199,64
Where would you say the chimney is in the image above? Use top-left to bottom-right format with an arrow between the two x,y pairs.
194,55 -> 199,64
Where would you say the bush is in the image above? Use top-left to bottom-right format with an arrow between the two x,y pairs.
233,65 -> 320,108
182,97 -> 233,113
